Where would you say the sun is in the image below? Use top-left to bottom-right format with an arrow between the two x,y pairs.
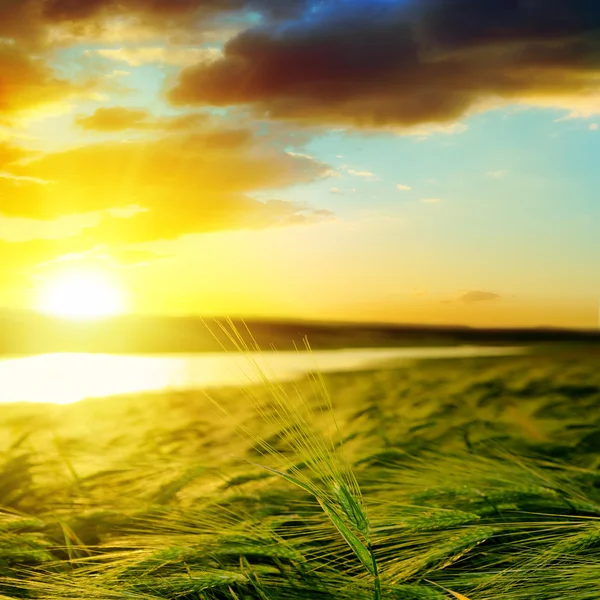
37,270 -> 126,320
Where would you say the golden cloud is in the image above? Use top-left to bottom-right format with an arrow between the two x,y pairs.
75,107 -> 151,131
1,121 -> 332,248
0,143 -> 33,168
458,291 -> 502,305
0,117 -> 332,289
75,107 -> 221,133
0,45 -> 72,119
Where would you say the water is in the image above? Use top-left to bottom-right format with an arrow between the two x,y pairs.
0,346 -> 526,405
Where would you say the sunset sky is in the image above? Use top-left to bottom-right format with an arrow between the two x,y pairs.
1,0 -> 599,328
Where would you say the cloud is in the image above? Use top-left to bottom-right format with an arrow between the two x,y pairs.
590,123 -> 599,131
422,198 -> 441,204
0,122 -> 332,286
346,169 -> 378,181
0,143 -> 33,168
75,107 -> 236,134
168,0 -> 600,127
40,0 -> 307,23
0,0 -> 308,49
0,45 -> 73,119
457,290 -> 502,305
1,122 -> 332,248
275,206 -> 335,226
0,173 -> 53,186
76,107 -> 151,131
330,188 -> 343,195
0,209 -> 136,243
397,184 -> 411,191
347,170 -> 374,178
486,170 -> 509,179
0,0 -> 310,57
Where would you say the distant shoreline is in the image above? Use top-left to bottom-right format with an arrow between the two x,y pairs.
0,311 -> 599,355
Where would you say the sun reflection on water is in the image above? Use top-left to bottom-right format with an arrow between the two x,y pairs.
0,347 -> 526,405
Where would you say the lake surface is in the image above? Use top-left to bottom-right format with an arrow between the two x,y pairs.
0,346 -> 526,405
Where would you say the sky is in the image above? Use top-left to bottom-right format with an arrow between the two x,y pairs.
0,0 -> 599,328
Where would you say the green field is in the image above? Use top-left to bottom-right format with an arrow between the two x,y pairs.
1,348 -> 600,599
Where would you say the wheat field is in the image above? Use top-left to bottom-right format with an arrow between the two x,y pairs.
0,346 -> 599,599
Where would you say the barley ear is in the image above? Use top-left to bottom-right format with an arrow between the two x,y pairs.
317,498 -> 376,576
335,482 -> 369,535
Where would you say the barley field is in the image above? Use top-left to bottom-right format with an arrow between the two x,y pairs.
1,346 -> 599,599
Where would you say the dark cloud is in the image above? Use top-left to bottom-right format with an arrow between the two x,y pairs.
418,0 -> 600,50
0,0 -> 309,125
169,0 -> 600,127
458,290 -> 502,305
41,0 -> 309,21
0,1 -> 41,47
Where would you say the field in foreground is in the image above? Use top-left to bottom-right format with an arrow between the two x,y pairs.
0,348 -> 599,599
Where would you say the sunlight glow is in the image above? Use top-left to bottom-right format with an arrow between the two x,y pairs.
0,347 -> 526,404
37,270 -> 125,320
